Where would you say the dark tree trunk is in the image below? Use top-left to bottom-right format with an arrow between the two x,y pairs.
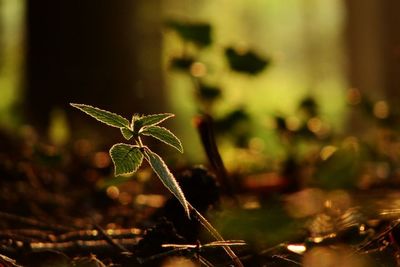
25,0 -> 164,138
345,0 -> 400,104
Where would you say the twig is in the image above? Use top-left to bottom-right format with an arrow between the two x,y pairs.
1,238 -> 140,256
198,255 -> 214,267
189,204 -> 244,267
0,254 -> 22,267
59,228 -> 141,242
0,227 -> 141,257
92,223 -> 131,254
272,254 -> 302,266
259,242 -> 287,255
0,229 -> 53,242
356,219 -> 400,252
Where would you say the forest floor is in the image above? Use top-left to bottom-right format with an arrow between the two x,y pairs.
1,129 -> 400,267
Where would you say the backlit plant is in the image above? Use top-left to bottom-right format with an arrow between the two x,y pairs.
71,103 -> 244,267
70,103 -> 189,217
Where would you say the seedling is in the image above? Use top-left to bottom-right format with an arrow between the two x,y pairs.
71,103 -> 244,267
70,103 -> 189,217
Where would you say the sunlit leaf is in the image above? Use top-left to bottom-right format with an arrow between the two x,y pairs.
134,113 -> 174,130
143,148 -> 190,218
70,103 -> 129,128
120,128 -> 134,140
141,126 -> 183,153
166,20 -> 212,46
109,144 -> 143,176
130,114 -> 141,130
225,47 -> 270,75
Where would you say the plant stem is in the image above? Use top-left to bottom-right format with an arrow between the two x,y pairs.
188,204 -> 244,267
135,136 -> 144,148
194,114 -> 237,199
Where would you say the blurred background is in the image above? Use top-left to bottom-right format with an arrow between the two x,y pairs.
1,1 -> 400,265
0,0 -> 399,162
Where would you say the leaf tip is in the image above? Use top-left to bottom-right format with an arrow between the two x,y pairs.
70,103 -> 87,110
185,205 -> 191,219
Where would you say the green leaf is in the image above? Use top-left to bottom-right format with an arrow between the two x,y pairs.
109,144 -> 143,176
143,148 -> 190,218
131,114 -> 141,128
120,128 -> 134,140
71,103 -> 129,128
134,113 -> 174,131
140,126 -> 183,153
225,47 -> 270,75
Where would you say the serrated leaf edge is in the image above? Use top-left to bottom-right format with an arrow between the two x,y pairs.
143,147 -> 190,218
109,143 -> 143,176
70,103 -> 130,128
135,113 -> 175,129
120,127 -> 134,140
140,126 -> 183,153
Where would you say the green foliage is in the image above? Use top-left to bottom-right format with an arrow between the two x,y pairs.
166,19 -> 271,150
70,104 -> 129,128
71,103 -> 189,218
140,125 -> 183,153
120,128 -> 134,140
143,147 -> 189,217
134,113 -> 175,129
109,144 -> 143,176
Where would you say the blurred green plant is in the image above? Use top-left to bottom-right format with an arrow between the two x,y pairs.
165,20 -> 271,148
272,90 -> 400,191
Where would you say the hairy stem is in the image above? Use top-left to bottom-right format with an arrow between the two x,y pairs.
188,204 -> 244,267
